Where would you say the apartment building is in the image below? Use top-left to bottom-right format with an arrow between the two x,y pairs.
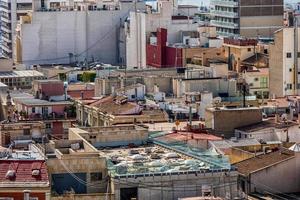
0,0 -> 32,58
269,28 -> 300,97
14,0 -> 145,66
126,0 -> 199,69
211,0 -> 283,38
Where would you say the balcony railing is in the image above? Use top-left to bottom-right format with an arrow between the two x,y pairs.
211,10 -> 238,18
211,20 -> 239,29
211,0 -> 238,7
1,24 -> 11,33
2,34 -> 12,43
19,112 -> 76,121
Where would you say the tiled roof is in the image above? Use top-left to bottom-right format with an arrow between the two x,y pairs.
235,149 -> 295,176
0,160 -> 49,188
90,96 -> 142,115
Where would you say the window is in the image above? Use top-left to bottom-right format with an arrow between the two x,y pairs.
89,135 -> 96,139
45,123 -> 51,129
287,52 -> 292,58
289,68 -> 293,72
32,107 -> 35,113
23,129 -> 30,135
298,52 -> 300,58
254,78 -> 259,81
90,172 -> 102,181
131,95 -> 136,99
260,77 -> 268,88
287,84 -> 293,90
247,48 -> 251,52
186,58 -> 192,64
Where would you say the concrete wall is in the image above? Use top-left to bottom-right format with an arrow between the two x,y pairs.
112,170 -> 239,200
269,29 -> 284,97
205,108 -> 263,137
240,16 -> 283,38
126,0 -> 198,69
173,78 -> 237,98
72,125 -> 149,148
19,2 -> 145,66
249,154 -> 300,194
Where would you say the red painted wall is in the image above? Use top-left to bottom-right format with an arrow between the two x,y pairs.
52,121 -> 63,136
40,82 -> 64,97
0,192 -> 46,200
52,105 -> 67,115
67,90 -> 95,99
146,28 -> 183,68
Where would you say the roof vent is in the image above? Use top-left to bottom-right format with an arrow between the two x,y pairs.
5,170 -> 16,179
32,169 -> 40,176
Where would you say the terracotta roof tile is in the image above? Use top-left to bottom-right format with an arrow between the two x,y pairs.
235,149 -> 295,176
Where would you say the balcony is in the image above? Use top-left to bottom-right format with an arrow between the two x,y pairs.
1,43 -> 12,53
1,14 -> 11,23
211,0 -> 238,7
211,10 -> 238,18
2,34 -> 12,43
20,112 -> 76,122
211,20 -> 239,29
17,6 -> 32,13
1,24 -> 11,33
0,2 -> 10,11
216,31 -> 239,38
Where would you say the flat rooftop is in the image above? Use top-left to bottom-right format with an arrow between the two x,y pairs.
0,70 -> 44,78
104,144 -> 217,178
206,106 -> 261,112
13,96 -> 72,106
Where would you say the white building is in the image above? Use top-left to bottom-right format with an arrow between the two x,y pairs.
0,0 -> 32,58
269,27 -> 300,97
15,0 -> 145,66
125,0 -> 199,69
115,83 -> 146,101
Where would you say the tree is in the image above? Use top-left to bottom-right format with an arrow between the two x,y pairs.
82,72 -> 96,83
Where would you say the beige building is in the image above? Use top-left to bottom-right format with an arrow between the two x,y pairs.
75,96 -> 168,126
205,107 -> 263,137
44,132 -> 110,196
69,125 -> 148,148
211,0 -> 283,38
243,68 -> 269,99
0,121 -> 45,146
269,28 -> 300,97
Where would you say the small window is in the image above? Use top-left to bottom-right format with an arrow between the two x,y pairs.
298,52 -> 300,58
289,68 -> 293,72
247,48 -> 251,52
90,172 -> 102,181
131,95 -> 136,99
287,84 -> 293,90
287,52 -> 292,58
254,78 -> 259,81
32,107 -> 35,113
45,123 -> 51,129
23,129 -> 30,135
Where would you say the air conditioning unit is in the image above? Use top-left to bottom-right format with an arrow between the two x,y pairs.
32,169 -> 40,176
5,170 -> 15,179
